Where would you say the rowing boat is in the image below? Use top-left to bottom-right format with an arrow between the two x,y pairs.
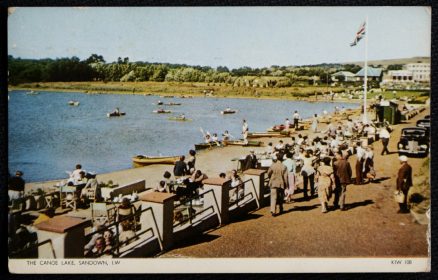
68,101 -> 80,106
194,142 -> 220,150
223,140 -> 263,147
164,103 -> 181,106
132,155 -> 180,167
247,131 -> 289,138
168,117 -> 192,122
107,112 -> 126,117
153,110 -> 172,114
221,110 -> 236,114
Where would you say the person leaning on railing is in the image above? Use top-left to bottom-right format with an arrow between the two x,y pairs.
8,170 -> 25,203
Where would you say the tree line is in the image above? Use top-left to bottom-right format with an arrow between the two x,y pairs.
8,54 -> 373,86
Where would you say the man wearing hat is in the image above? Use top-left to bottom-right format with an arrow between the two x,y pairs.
8,170 -> 25,202
396,155 -> 413,214
267,154 -> 289,216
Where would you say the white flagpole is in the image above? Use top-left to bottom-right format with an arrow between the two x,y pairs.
363,16 -> 368,123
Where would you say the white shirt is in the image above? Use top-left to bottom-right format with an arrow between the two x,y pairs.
356,146 -> 366,160
285,120 -> 291,127
293,113 -> 300,120
242,122 -> 249,133
379,128 -> 390,139
70,169 -> 83,181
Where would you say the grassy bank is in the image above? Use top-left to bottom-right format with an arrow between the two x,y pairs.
10,81 -> 353,100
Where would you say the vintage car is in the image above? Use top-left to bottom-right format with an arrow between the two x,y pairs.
398,127 -> 429,157
416,118 -> 430,130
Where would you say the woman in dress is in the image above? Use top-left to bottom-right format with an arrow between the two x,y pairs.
316,157 -> 335,213
311,113 -> 319,133
282,153 -> 296,203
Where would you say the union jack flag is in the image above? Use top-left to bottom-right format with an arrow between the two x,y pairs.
350,21 -> 366,47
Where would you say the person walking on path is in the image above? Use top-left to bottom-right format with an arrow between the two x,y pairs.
355,144 -> 366,185
316,157 -> 335,213
300,149 -> 316,200
293,111 -> 300,130
267,154 -> 289,216
396,155 -> 413,214
333,151 -> 352,211
379,126 -> 391,155
282,152 -> 296,203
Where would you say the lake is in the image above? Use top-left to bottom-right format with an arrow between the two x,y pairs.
8,90 -> 359,182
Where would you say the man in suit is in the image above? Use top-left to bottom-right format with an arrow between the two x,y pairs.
243,150 -> 258,171
173,156 -> 188,178
267,154 -> 289,216
333,151 -> 352,211
396,155 -> 413,214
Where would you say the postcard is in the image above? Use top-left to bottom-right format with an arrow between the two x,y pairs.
7,6 -> 431,273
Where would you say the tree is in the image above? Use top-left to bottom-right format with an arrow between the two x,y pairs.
85,54 -> 105,64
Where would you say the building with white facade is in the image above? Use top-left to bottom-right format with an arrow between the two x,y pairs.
405,63 -> 430,83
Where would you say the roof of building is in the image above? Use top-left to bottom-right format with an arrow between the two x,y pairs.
331,71 -> 356,77
355,67 -> 383,77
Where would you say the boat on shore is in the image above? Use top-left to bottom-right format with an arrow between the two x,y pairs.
153,109 -> 172,114
247,131 -> 290,138
132,155 -> 180,167
223,140 -> 263,147
194,142 -> 221,151
107,112 -> 126,117
168,117 -> 192,122
68,101 -> 80,106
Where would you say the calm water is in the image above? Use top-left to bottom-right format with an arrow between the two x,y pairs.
8,90 -> 358,182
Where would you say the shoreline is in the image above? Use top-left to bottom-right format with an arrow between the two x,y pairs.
9,84 -> 363,104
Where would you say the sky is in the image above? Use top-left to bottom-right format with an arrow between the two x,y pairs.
7,6 -> 431,69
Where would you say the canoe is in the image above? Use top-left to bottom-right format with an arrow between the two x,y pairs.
26,90 -> 39,95
221,110 -> 236,114
107,112 -> 126,117
153,110 -> 172,114
223,140 -> 263,147
164,103 -> 181,106
132,155 -> 180,167
247,131 -> 289,138
194,143 -> 220,151
68,101 -> 80,106
168,117 -> 192,122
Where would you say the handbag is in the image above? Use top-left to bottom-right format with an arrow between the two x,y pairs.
394,190 -> 405,204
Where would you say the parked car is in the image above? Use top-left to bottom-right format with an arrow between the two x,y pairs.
398,127 -> 429,157
416,118 -> 430,130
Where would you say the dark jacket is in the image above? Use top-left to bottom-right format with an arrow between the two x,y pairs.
244,154 -> 258,171
334,158 -> 352,185
397,163 -> 413,192
8,176 -> 25,192
173,161 -> 188,177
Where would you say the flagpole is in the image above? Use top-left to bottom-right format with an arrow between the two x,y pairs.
363,16 -> 368,123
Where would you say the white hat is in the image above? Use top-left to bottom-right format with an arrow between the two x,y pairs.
399,155 -> 408,162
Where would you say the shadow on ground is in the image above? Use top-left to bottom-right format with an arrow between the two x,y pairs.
171,233 -> 221,250
346,199 -> 374,210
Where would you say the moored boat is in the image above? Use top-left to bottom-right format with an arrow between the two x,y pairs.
26,90 -> 39,95
132,155 -> 180,167
194,142 -> 220,151
247,131 -> 290,138
223,140 -> 263,147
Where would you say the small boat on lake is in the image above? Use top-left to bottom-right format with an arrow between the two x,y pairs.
107,112 -> 126,117
68,101 -> 80,106
153,109 -> 172,114
221,109 -> 236,114
164,102 -> 182,106
223,140 -> 263,147
132,155 -> 180,167
168,116 -> 192,122
26,90 -> 39,95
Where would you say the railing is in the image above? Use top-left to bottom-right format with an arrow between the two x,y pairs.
9,239 -> 56,259
228,178 -> 258,208
83,206 -> 161,258
173,189 -> 219,228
